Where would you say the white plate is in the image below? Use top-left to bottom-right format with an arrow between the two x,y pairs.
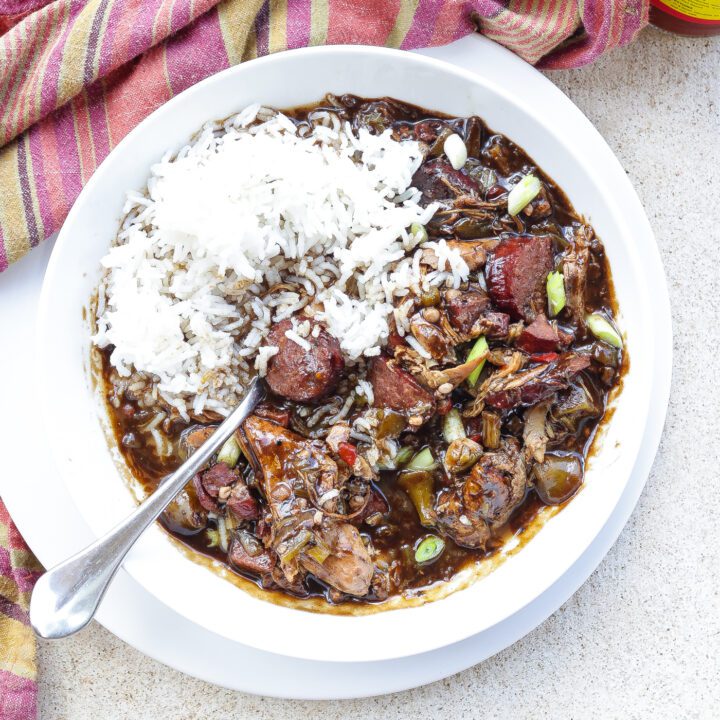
0,35 -> 671,698
21,38 -> 669,676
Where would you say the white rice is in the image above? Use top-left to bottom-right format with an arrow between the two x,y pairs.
94,105 -> 470,416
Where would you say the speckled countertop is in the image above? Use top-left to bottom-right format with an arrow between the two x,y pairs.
37,27 -> 720,720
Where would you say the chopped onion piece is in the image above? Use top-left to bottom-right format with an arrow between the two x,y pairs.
586,313 -> 623,348
398,470 -> 435,526
415,535 -> 445,564
217,435 -> 241,467
442,408 -> 466,444
466,336 -> 489,387
410,222 -> 428,244
406,447 -> 436,471
546,271 -> 566,316
306,542 -> 330,565
394,445 -> 415,468
508,174 -> 541,216
443,133 -> 467,170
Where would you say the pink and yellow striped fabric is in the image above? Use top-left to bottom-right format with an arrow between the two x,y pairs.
0,503 -> 42,720
0,0 -> 648,272
0,1 -> 647,718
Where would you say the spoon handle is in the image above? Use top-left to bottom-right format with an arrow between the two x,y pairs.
30,377 -> 265,640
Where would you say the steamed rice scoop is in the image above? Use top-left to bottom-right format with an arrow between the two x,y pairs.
94,104 -> 469,419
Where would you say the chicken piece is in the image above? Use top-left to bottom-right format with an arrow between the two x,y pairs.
464,437 -> 527,529
300,519 -> 374,597
482,353 -> 590,410
239,416 -> 374,597
410,315 -> 455,362
435,486 -> 490,549
423,241 -> 487,272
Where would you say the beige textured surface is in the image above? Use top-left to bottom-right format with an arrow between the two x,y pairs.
37,27 -> 720,719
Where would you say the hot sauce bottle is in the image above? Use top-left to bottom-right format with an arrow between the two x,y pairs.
650,0 -> 720,35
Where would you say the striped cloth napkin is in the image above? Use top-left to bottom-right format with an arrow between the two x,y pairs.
0,1 -> 647,718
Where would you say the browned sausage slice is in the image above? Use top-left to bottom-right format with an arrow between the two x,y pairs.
445,290 -> 489,334
411,158 -> 480,202
485,235 -> 553,320
265,318 -> 344,403
515,313 -> 571,353
368,356 -> 435,419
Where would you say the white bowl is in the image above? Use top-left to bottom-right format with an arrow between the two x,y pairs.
37,45 -> 655,664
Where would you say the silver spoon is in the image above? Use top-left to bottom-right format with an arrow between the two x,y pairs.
30,377 -> 265,640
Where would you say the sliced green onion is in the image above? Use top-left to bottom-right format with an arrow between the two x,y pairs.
442,408 -> 466,444
394,445 -> 415,468
205,528 -> 220,549
508,174 -> 541,216
444,133 -> 467,170
415,535 -> 445,564
217,435 -> 241,467
466,336 -> 489,387
277,528 -> 313,564
410,222 -> 428,245
585,313 -> 623,349
406,447 -> 436,471
546,271 -> 566,316
306,542 -> 331,565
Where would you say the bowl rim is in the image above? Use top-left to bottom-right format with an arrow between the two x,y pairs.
37,43 -> 658,664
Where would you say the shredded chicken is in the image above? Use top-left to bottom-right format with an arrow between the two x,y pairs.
523,401 -> 550,463
420,351 -> 488,390
562,225 -> 591,324
464,351 -> 526,417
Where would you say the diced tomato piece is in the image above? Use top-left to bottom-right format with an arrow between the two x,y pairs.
337,442 -> 358,467
531,352 -> 559,363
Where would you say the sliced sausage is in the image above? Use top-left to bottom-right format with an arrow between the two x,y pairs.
485,235 -> 554,320
200,462 -> 239,498
226,480 -> 259,520
229,532 -> 276,575
515,313 -> 571,353
265,319 -> 344,403
445,290 -> 489,334
474,311 -> 510,339
411,158 -> 480,202
192,473 -> 220,513
368,356 -> 435,419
